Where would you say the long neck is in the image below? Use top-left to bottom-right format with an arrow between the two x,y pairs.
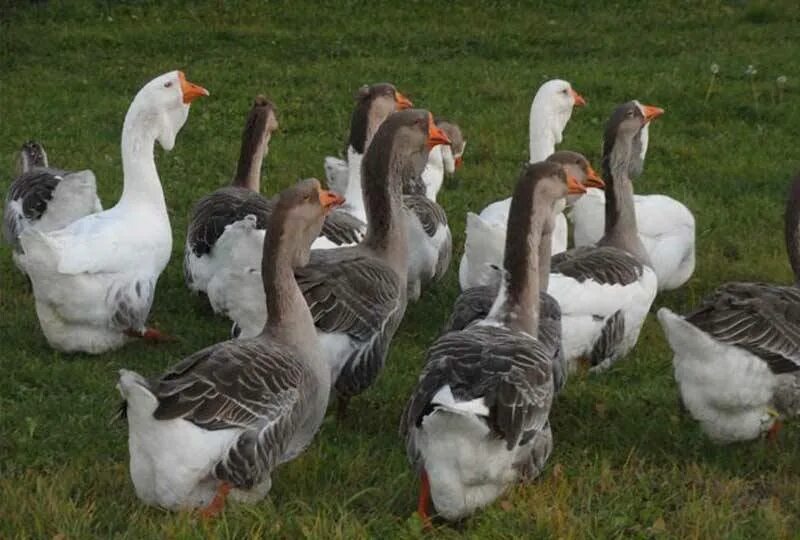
538,216 -> 553,291
785,182 -> 800,284
361,150 -> 408,278
232,130 -> 267,192
117,107 -> 165,213
420,145 -> 444,201
488,187 -> 547,336
529,102 -> 561,162
261,233 -> 316,349
342,146 -> 366,221
599,141 -> 650,265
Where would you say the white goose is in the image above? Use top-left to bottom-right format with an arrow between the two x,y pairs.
4,141 -> 102,273
420,120 -> 466,203
657,173 -> 800,443
18,71 -> 208,353
401,161 -> 568,523
570,105 -> 695,291
459,79 -> 586,289
546,101 -> 662,373
118,180 -> 344,513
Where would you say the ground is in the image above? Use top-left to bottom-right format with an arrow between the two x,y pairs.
1,1 -> 799,538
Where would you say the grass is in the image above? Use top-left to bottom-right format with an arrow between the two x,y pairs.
2,0 -> 800,537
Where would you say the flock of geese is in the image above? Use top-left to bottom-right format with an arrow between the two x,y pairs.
4,70 -> 800,523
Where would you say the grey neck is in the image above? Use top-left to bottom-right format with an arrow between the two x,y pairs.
361,159 -> 408,278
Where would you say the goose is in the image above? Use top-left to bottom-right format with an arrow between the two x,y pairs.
546,101 -> 661,373
4,141 -> 102,273
118,179 -> 345,513
18,71 -> 208,353
657,173 -> 800,443
214,110 -> 449,415
458,79 -> 585,289
400,161 -> 571,524
184,97 -> 363,297
420,119 -> 466,203
459,151 -> 603,289
403,127 -> 455,301
323,82 -> 413,222
570,104 -> 695,291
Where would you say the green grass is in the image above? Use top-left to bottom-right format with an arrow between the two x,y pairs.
2,0 -> 800,538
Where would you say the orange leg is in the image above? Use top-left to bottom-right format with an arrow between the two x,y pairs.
767,419 -> 783,443
417,469 -> 432,530
199,482 -> 231,519
124,327 -> 175,342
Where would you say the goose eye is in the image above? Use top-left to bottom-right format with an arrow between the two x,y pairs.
164,81 -> 173,88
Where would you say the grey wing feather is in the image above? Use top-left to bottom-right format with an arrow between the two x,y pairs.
444,284 -> 496,332
552,246 -> 642,286
320,209 -> 366,246
296,249 -> 405,396
3,168 -> 66,248
685,282 -> 800,374
403,194 -> 448,238
152,338 -> 312,489
186,187 -> 273,257
402,326 -> 553,459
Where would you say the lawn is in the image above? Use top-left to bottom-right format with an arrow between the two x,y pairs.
2,0 -> 800,538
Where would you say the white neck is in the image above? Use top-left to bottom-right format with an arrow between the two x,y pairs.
420,145 -> 445,202
343,145 -> 367,222
117,104 -> 166,215
529,100 -> 569,163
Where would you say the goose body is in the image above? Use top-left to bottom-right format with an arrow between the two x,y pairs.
570,122 -> 695,291
656,175 -> 800,442
4,142 -> 102,273
459,80 -> 586,289
119,180 -> 341,510
18,71 -> 208,353
403,162 -> 571,522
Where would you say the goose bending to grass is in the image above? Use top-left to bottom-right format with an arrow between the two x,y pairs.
218,110 -> 445,415
184,97 -> 363,298
547,101 -> 661,373
570,105 -> 695,291
401,161 -> 570,523
118,179 -> 344,513
459,79 -> 586,289
4,141 -> 102,273
323,82 -> 413,222
18,71 -> 208,354
657,173 -> 800,443
459,151 -> 603,289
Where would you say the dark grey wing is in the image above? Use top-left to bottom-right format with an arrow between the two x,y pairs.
539,292 -> 566,394
403,194 -> 448,238
552,246 -> 643,286
444,284 -> 497,332
296,249 -> 405,396
152,338 -> 312,489
3,168 -> 65,247
402,326 -> 553,456
186,187 -> 273,257
685,282 -> 800,374
320,209 -> 365,246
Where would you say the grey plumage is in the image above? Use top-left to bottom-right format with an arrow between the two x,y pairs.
551,246 -> 643,286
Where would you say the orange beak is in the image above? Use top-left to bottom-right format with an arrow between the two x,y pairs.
567,173 -> 587,195
641,104 -> 664,123
395,91 -> 413,110
454,155 -> 464,169
318,189 -> 345,214
178,71 -> 209,104
585,165 -> 605,189
569,88 -> 586,107
426,113 -> 451,150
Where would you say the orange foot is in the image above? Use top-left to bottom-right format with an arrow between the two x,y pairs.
417,469 -> 432,531
199,482 -> 231,519
124,327 -> 176,343
767,419 -> 783,443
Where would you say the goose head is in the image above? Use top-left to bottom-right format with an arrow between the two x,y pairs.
271,178 -> 345,267
546,150 -> 603,205
16,140 -> 49,175
529,79 -> 585,162
349,82 -> 413,154
602,101 -> 663,179
233,95 -> 279,190
129,70 -> 208,150
437,120 -> 466,174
